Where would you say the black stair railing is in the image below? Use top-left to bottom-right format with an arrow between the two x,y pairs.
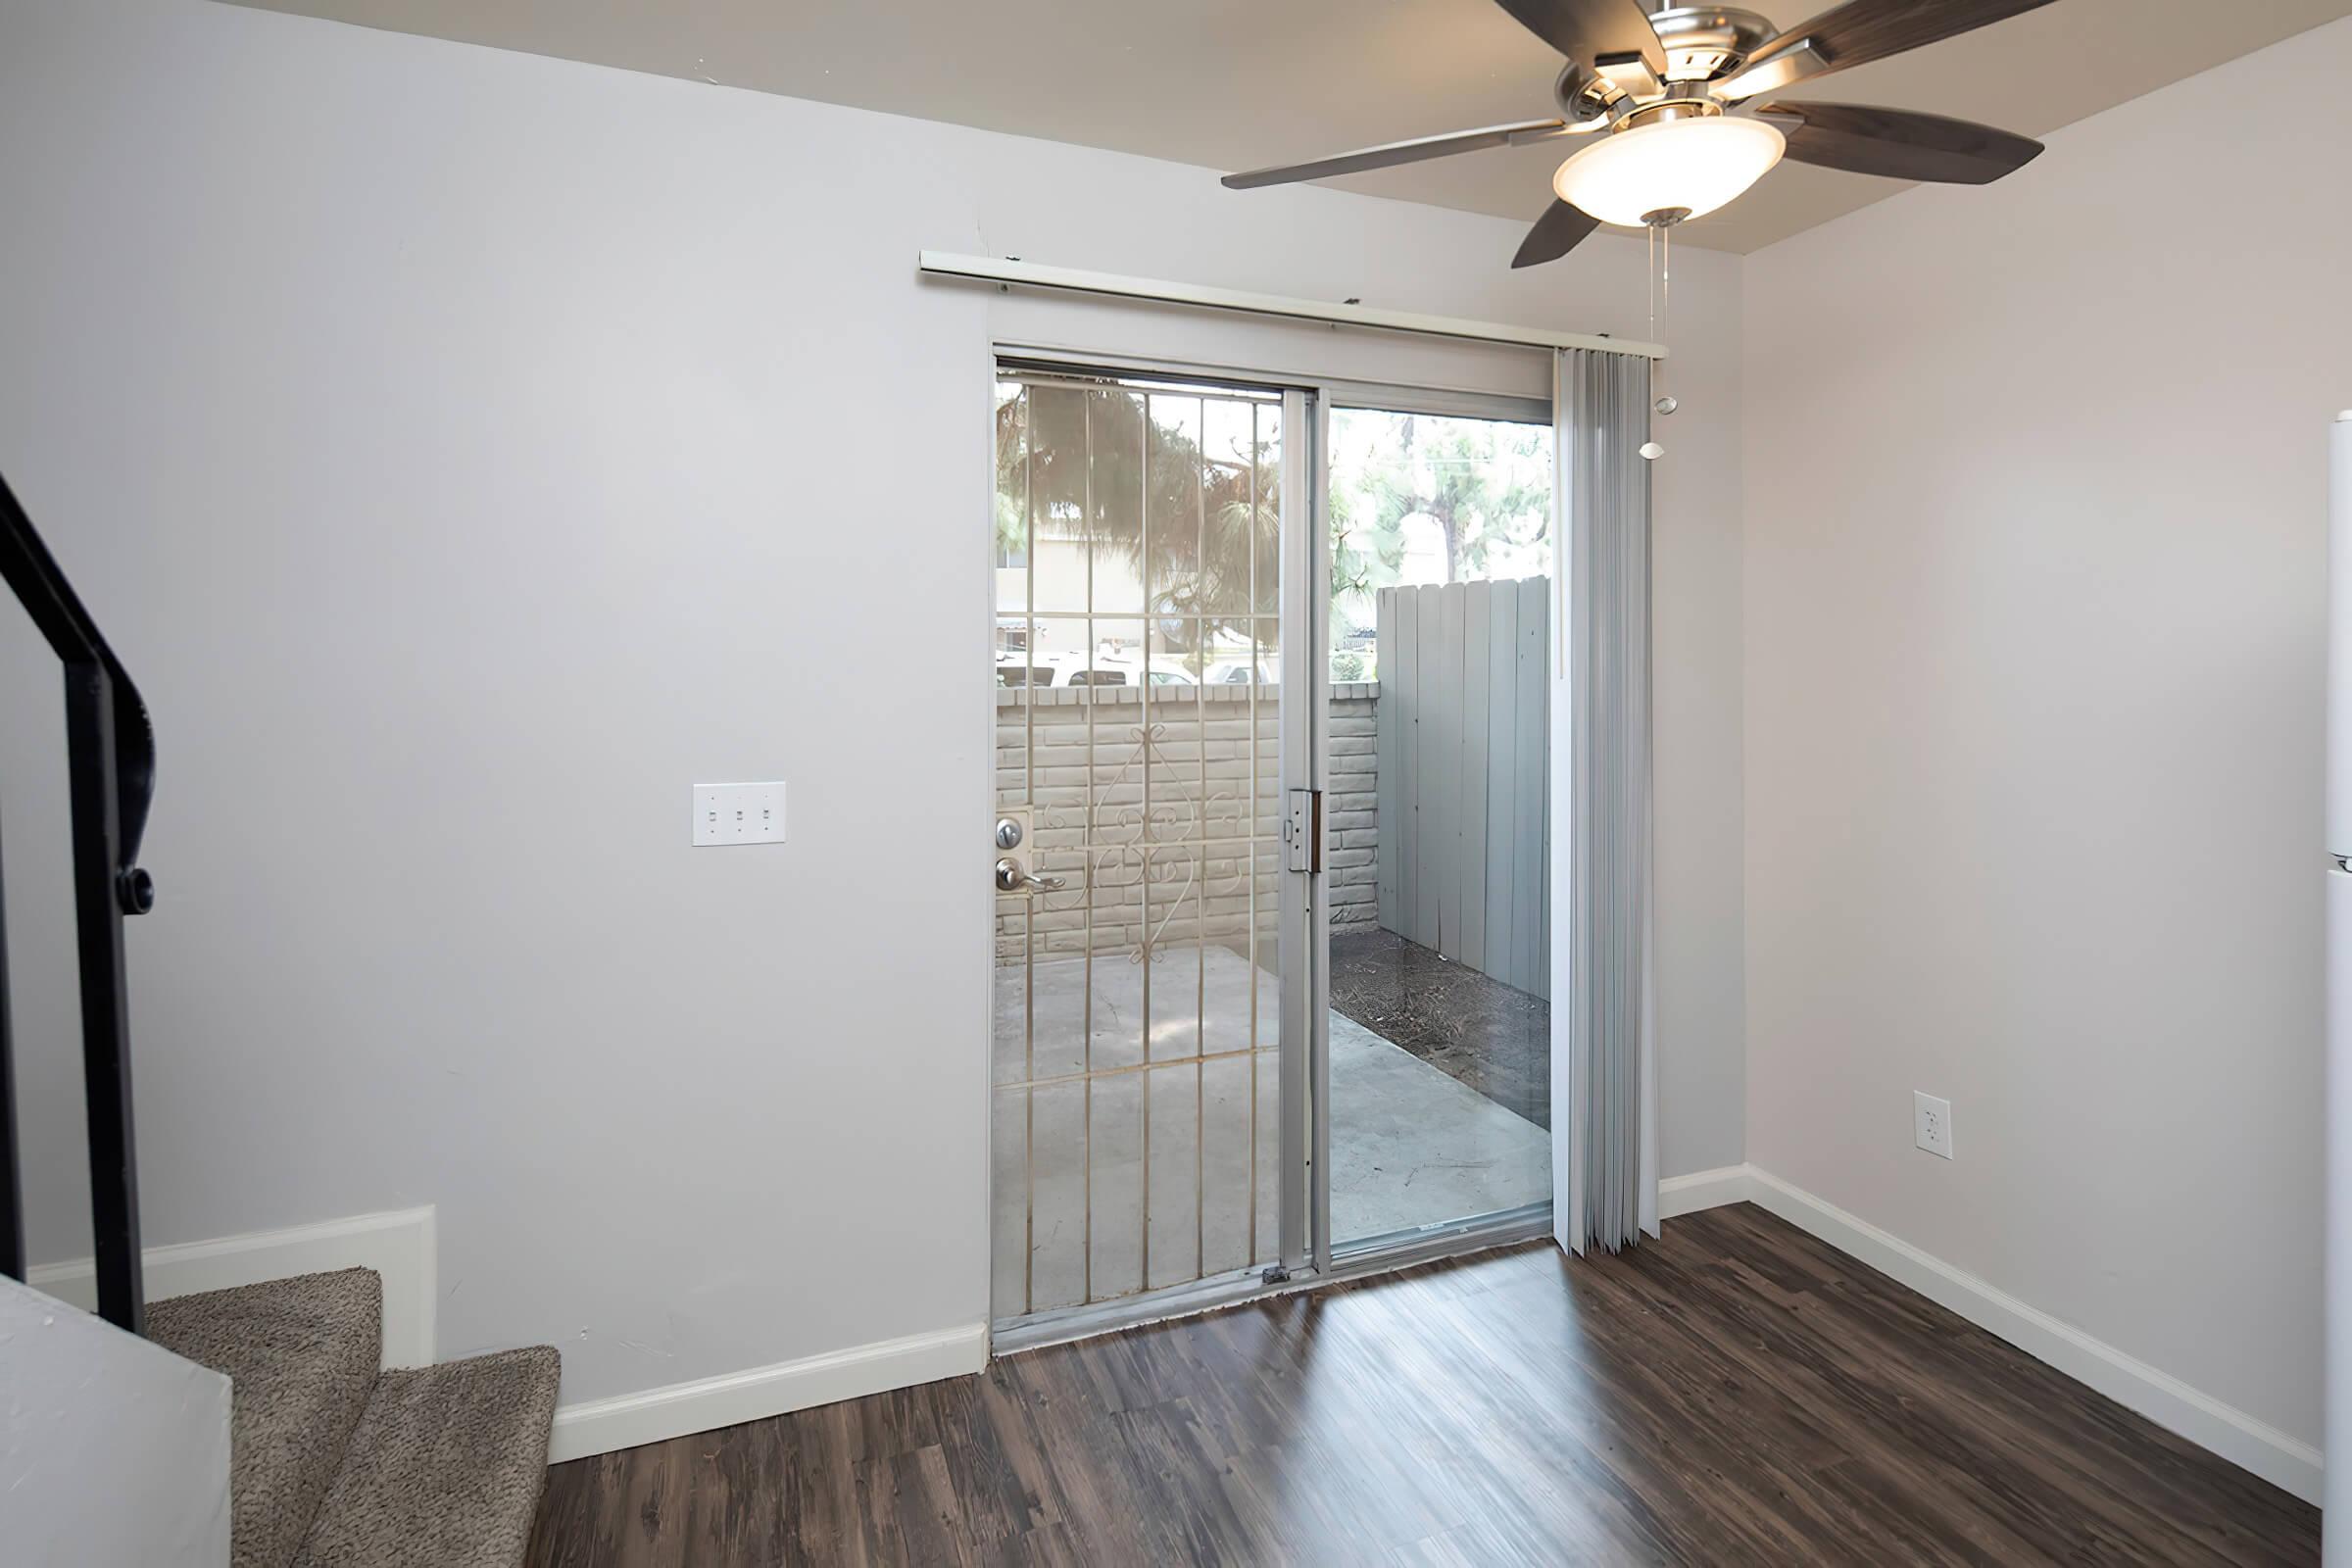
0,468 -> 156,1333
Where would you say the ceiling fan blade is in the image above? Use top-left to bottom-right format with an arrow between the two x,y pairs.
1512,200 -> 1601,269
1719,0 -> 2058,99
1764,101 -> 2043,183
1222,119 -> 1569,190
1491,0 -> 1665,73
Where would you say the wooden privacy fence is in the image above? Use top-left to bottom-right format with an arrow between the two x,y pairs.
1374,577 -> 1550,998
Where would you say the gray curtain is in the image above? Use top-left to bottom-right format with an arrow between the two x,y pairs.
1550,347 -> 1659,1256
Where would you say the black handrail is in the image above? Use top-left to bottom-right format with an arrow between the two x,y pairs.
0,468 -> 155,1332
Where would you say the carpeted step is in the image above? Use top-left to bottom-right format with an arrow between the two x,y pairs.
147,1267 -> 382,1568
292,1345 -> 561,1568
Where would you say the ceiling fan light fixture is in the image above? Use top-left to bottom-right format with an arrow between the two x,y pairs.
1551,116 -> 1786,227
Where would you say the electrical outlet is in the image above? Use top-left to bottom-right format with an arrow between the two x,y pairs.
692,782 -> 786,846
1913,1091 -> 1953,1159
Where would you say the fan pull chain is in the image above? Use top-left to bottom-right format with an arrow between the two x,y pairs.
1656,220 -> 1672,412
1642,219 -> 1674,462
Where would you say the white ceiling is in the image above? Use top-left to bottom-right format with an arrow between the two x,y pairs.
224,0 -> 2352,252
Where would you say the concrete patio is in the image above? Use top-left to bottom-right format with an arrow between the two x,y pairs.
991,945 -> 1546,1317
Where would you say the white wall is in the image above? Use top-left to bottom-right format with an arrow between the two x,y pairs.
1743,19 -> 2352,1448
0,0 -> 1743,1413
0,1276 -> 231,1566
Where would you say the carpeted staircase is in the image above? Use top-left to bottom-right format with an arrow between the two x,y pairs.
147,1268 -> 559,1568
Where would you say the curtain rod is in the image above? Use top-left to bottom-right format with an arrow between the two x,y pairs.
918,252 -> 1667,361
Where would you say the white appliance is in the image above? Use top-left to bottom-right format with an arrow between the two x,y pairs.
2330,407 -> 2352,1560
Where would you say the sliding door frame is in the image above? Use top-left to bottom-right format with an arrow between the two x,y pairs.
1274,385 -> 1324,1276
981,345 -> 1555,1352
1316,381 -> 1550,429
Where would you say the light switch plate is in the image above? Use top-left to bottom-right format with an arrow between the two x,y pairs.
1913,1091 -> 1953,1159
693,782 -> 786,846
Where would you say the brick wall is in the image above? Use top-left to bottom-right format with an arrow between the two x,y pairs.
1327,688 -> 1378,931
994,683 -> 1379,960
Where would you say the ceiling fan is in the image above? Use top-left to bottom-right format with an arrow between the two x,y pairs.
1223,0 -> 2055,266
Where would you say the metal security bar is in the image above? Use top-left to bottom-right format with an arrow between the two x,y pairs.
990,369 -> 1288,1322
0,470 -> 156,1332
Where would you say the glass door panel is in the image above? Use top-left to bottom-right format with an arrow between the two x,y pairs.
1323,404 -> 1556,1251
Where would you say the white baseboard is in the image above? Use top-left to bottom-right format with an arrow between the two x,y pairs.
548,1322 -> 989,1462
27,1205 -> 436,1369
54,1175 -> 2302,1501
1733,1165 -> 2323,1505
1657,1163 -> 1754,1218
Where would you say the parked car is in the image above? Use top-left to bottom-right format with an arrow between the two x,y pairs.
995,653 -> 1198,687
996,651 -> 1059,686
1204,657 -> 1279,686
1082,656 -> 1196,687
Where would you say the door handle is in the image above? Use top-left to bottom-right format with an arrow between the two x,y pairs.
1284,789 -> 1324,873
996,858 -> 1066,895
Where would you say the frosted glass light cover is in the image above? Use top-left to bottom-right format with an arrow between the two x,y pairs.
1552,117 -> 1786,227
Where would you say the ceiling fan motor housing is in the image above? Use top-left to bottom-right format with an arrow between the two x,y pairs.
1555,6 -> 1783,120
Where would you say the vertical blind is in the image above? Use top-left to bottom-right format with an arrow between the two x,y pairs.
1553,347 -> 1658,1256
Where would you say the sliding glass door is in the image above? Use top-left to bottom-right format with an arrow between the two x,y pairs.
1323,401 -> 1556,1255
988,368 -> 1555,1338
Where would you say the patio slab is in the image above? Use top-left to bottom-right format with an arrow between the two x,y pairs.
992,945 -> 1547,1318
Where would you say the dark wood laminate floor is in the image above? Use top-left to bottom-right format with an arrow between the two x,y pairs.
524,1203 -> 2316,1566
1329,928 -> 1550,1128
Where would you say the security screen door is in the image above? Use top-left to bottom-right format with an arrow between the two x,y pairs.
989,364 -> 1311,1329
